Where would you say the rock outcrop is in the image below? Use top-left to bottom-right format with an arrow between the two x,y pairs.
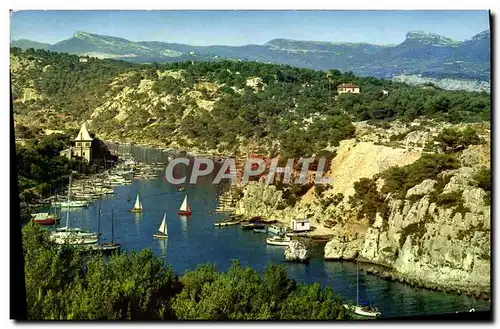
284,240 -> 309,263
323,164 -> 491,297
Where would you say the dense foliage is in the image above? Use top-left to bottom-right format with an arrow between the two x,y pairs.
381,154 -> 460,199
22,223 -> 350,320
11,48 -> 490,158
432,127 -> 483,153
349,178 -> 388,224
473,166 -> 491,205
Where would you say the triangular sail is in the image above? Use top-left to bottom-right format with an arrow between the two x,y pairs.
134,194 -> 142,209
158,214 -> 167,234
180,195 -> 189,212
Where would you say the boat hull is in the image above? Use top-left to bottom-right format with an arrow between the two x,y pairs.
90,243 -> 122,253
51,236 -> 99,245
129,208 -> 143,213
242,224 -> 265,230
177,211 -> 191,216
343,304 -> 381,318
153,233 -> 168,239
266,238 -> 292,246
214,221 -> 239,227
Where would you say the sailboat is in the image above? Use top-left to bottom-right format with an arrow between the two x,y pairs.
177,195 -> 192,215
50,173 -> 98,245
130,194 -> 143,213
153,213 -> 168,239
343,259 -> 382,318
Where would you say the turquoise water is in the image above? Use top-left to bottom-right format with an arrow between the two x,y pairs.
47,145 -> 490,318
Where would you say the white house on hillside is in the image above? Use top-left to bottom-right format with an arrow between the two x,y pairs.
337,83 -> 360,95
290,219 -> 311,232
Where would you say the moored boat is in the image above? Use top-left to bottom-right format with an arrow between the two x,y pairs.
178,195 -> 192,215
253,228 -> 267,233
343,305 -> 382,318
343,259 -> 382,318
268,224 -> 288,235
266,235 -> 292,246
52,200 -> 89,208
31,212 -> 58,225
214,220 -> 240,227
93,207 -> 121,253
242,223 -> 265,230
50,230 -> 99,245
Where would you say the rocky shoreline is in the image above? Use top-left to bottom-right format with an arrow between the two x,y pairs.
364,265 -> 491,301
108,136 -> 491,303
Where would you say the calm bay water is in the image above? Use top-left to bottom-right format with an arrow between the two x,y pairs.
47,145 -> 489,319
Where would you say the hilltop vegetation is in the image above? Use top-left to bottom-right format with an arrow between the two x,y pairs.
11,48 -> 490,157
23,223 -> 349,320
11,29 -> 491,83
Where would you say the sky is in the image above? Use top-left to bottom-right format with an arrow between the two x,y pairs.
10,10 -> 490,46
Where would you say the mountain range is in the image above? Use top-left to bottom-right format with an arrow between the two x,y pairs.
11,29 -> 491,82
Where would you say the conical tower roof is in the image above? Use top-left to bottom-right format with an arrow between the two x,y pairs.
74,122 -> 93,141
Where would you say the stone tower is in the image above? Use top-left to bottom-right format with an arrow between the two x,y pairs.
73,122 -> 93,162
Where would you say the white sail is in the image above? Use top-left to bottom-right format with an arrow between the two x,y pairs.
134,194 -> 142,209
180,195 -> 189,211
158,213 -> 167,235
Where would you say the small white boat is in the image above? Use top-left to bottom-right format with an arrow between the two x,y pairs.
214,220 -> 240,227
130,194 -> 143,213
93,207 -> 121,252
268,224 -> 287,235
266,235 -> 292,246
50,233 -> 99,245
153,213 -> 168,239
343,305 -> 382,318
52,200 -> 89,208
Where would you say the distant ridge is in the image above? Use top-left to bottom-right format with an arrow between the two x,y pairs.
10,29 -> 490,82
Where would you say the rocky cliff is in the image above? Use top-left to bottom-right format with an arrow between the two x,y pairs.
235,121 -> 491,298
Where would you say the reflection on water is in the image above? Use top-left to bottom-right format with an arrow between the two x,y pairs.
179,215 -> 188,232
157,238 -> 168,258
133,212 -> 143,222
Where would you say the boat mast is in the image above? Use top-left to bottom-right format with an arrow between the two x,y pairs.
66,173 -> 72,228
356,258 -> 359,306
97,202 -> 101,244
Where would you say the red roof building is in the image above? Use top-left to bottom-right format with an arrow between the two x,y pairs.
337,83 -> 360,95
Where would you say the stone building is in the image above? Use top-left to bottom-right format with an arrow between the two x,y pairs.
61,122 -> 94,163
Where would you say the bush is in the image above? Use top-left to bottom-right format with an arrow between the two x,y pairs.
399,220 -> 428,248
382,154 -> 460,199
434,127 -> 483,153
436,191 -> 463,208
473,167 -> 491,192
349,178 -> 387,224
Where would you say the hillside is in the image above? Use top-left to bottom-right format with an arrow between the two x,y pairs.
10,39 -> 51,51
10,49 -> 490,158
11,29 -> 491,87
